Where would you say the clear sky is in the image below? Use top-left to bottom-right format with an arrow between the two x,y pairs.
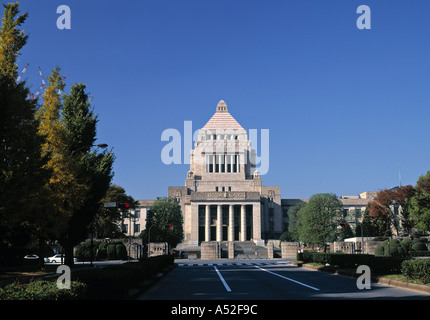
13,0 -> 430,200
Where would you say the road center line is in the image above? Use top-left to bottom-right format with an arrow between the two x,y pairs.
255,266 -> 320,291
214,266 -> 232,292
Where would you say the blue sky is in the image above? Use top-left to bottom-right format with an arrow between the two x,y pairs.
13,0 -> 430,200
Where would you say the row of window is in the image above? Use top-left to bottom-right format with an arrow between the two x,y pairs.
215,186 -> 232,192
206,134 -> 239,140
207,154 -> 239,173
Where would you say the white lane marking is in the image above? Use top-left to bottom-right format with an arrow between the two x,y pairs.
255,266 -> 320,291
214,266 -> 232,292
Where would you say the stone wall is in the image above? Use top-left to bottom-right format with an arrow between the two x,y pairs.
201,241 -> 220,260
281,242 -> 299,259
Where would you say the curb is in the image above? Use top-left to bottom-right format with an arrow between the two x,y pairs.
375,277 -> 430,295
291,262 -> 430,295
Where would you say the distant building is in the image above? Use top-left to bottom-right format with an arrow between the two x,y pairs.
126,101 -> 376,246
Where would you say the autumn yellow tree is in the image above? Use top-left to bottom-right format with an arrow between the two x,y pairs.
35,67 -> 88,244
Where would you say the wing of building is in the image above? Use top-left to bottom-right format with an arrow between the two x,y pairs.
129,101 -> 377,248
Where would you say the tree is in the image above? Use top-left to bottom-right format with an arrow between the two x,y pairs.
58,83 -> 114,266
144,198 -> 183,250
96,184 -> 136,238
368,186 -> 415,237
286,202 -> 305,242
392,185 -> 415,236
297,193 -> 343,251
0,2 -> 49,267
410,171 -> 430,234
35,67 -> 88,239
0,2 -> 28,79
337,222 -> 353,241
360,207 -> 387,237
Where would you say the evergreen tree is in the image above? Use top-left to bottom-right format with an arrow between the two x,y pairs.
286,202 -> 305,242
297,193 -> 343,251
96,184 -> 135,239
0,2 -> 28,79
410,171 -> 430,234
59,83 -> 114,265
144,198 -> 184,250
0,2 -> 48,266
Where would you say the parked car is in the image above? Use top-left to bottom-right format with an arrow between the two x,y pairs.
48,254 -> 77,263
24,254 -> 50,263
24,254 -> 38,260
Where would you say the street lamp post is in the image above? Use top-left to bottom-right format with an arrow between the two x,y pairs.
147,224 -> 155,258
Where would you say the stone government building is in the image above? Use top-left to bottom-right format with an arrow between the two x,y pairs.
128,101 -> 377,249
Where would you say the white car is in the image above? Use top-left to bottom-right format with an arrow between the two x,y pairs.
48,254 -> 78,263
24,254 -> 50,263
24,254 -> 39,260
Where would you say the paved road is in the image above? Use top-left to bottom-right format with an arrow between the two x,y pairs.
138,259 -> 430,300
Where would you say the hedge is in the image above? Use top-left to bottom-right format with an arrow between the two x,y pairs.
375,238 -> 429,257
72,254 -> 175,299
401,259 -> 430,284
298,251 -> 404,275
75,241 -> 128,261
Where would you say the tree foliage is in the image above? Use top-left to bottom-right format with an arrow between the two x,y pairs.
58,83 -> 114,265
0,2 -> 28,79
35,67 -> 88,242
368,186 -> 415,237
297,193 -> 343,250
0,2 -> 114,267
144,198 -> 183,249
96,184 -> 136,238
0,2 -> 49,266
410,171 -> 430,233
285,202 -> 305,242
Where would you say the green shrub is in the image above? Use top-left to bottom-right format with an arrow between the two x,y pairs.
115,244 -> 128,260
375,239 -> 407,257
0,280 -> 87,300
411,241 -> 428,252
105,242 -> 127,260
72,255 -> 174,299
300,251 -> 403,275
96,242 -> 108,260
401,259 -> 430,284
75,241 -> 101,261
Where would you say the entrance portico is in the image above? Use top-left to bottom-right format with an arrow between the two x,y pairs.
196,202 -> 261,243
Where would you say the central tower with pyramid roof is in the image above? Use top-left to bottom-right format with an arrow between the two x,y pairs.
168,100 -> 282,247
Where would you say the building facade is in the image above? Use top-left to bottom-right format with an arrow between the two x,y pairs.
127,101 -> 376,247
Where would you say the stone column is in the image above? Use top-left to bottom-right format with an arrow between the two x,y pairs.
190,203 -> 199,246
267,240 -> 274,259
205,204 -> 210,242
216,204 -> 222,242
252,202 -> 261,242
240,204 -> 246,241
228,242 -> 235,259
228,204 -> 234,241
